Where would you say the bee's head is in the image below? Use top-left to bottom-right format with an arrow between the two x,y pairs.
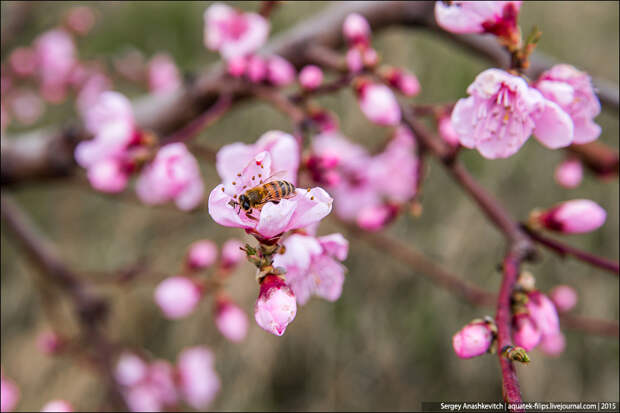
238,194 -> 251,211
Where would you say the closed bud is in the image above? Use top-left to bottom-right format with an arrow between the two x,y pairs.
343,13 -> 371,47
227,55 -> 247,78
381,66 -> 420,97
549,285 -> 578,313
452,321 -> 494,359
246,55 -> 267,83
532,199 -> 606,234
221,239 -> 245,269
554,158 -> 583,189
254,275 -> 297,336
267,55 -> 296,86
215,297 -> 249,343
299,65 -> 323,90
187,240 -> 218,271
512,313 -> 541,351
154,276 -> 202,319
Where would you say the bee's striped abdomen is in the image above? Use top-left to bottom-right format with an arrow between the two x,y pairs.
263,180 -> 295,202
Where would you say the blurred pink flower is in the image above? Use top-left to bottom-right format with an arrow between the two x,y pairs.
356,204 -> 400,232
438,114 -> 460,146
246,54 -> 267,83
227,55 -> 247,77
554,158 -> 583,189
346,48 -> 364,73
221,239 -> 245,269
9,47 -> 36,77
123,361 -> 177,413
536,199 -> 606,234
382,67 -> 421,97
136,143 -> 204,211
535,64 -> 601,144
539,332 -> 566,356
76,72 -> 112,114
0,370 -> 19,412
215,298 -> 249,342
343,13 -> 371,47
356,81 -> 401,126
40,400 -> 74,412
513,313 -> 541,351
273,232 -> 348,305
549,285 -> 578,313
154,276 -> 202,319
267,55 -> 296,86
452,321 -> 494,359
187,240 -> 218,270
451,68 -> 574,159
34,29 -> 76,103
148,53 -> 182,94
435,1 -> 521,35
87,158 -> 130,193
204,3 -> 269,60
177,347 -> 220,410
115,353 -> 148,388
254,275 -> 297,336
9,89 -> 45,125
65,6 -> 96,36
526,292 -> 560,341
299,65 -> 323,90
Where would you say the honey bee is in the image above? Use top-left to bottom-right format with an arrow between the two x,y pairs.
228,171 -> 297,220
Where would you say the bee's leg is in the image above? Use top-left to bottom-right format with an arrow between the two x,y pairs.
246,210 -> 258,221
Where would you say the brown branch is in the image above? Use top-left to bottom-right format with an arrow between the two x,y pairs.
560,314 -> 619,338
0,192 -> 127,410
567,142 -> 619,177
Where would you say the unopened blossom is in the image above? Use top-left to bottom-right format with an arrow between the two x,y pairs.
215,297 -> 249,342
221,239 -> 245,269
177,347 -> 220,410
187,240 -> 218,270
9,47 -> 36,77
40,400 -> 73,412
452,321 -> 494,359
227,55 -> 247,77
355,80 -> 401,126
204,3 -> 269,60
534,199 -> 606,234
554,158 -> 583,189
452,68 -> 574,159
273,232 -> 348,305
513,313 -> 541,352
356,204 -> 400,231
1,370 -> 19,412
65,6 -> 96,35
435,1 -> 521,37
346,48 -> 364,73
438,114 -> 460,146
539,332 -> 566,356
526,291 -> 560,340
9,89 -> 45,125
115,353 -> 148,388
246,54 -> 267,83
136,143 -> 204,211
343,13 -> 371,47
123,361 -> 178,412
299,65 -> 323,90
381,67 -> 420,97
267,55 -> 296,86
549,285 -> 578,313
34,29 -> 76,103
36,331 -> 63,355
535,64 -> 601,144
254,275 -> 297,336
154,276 -> 202,319
148,53 -> 181,94
87,158 -> 130,193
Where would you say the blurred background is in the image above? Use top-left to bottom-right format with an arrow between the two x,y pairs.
1,1 -> 618,411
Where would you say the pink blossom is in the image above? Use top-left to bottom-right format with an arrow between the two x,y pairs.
87,158 -> 130,193
0,371 -> 19,412
187,240 -> 218,270
512,313 -> 541,352
36,331 -> 63,355
356,204 -> 400,232
9,89 -> 45,125
41,400 -> 74,412
346,48 -> 364,73
438,114 -> 460,146
221,239 -> 245,269
362,48 -> 379,67
148,53 -> 182,94
216,130 -> 300,184
267,55 -> 296,86
123,361 -> 178,412
273,233 -> 348,305
227,55 -> 247,77
154,276 -> 202,319
535,64 -> 601,144
539,332 -> 566,356
65,6 -> 96,36
435,1 -> 521,36
115,353 -> 148,388
343,13 -> 371,47
537,199 -> 606,234
136,143 -> 204,211
299,65 -> 323,90
356,81 -> 401,126
34,29 -> 76,103
549,285 -> 578,313
526,292 -> 560,339
554,158 -> 583,189
382,67 -> 420,97
215,298 -> 249,342
76,73 -> 112,114
452,321 -> 493,359
204,3 -> 269,60
246,54 -> 267,83
254,275 -> 297,336
209,151 -> 332,240
9,47 -> 36,77
177,347 -> 220,410
452,68 -> 574,159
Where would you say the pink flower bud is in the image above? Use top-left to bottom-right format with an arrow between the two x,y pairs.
87,159 -> 129,194
227,55 -> 247,77
526,292 -> 560,339
452,321 -> 493,359
254,275 -> 297,336
512,313 -> 541,351
383,67 -> 420,97
438,115 -> 460,146
148,53 -> 181,94
154,276 -> 202,319
549,285 -> 578,313
36,331 -> 63,355
539,332 -> 566,356
362,48 -> 379,67
0,371 -> 19,412
299,65 -> 323,90
267,55 -> 296,86
356,82 -> 401,126
246,55 -> 267,83
343,13 -> 371,46
9,47 -> 36,77
356,204 -> 399,231
65,6 -> 95,36
215,299 -> 249,342
177,347 -> 220,410
187,240 -> 218,270
41,400 -> 73,412
115,352 -> 148,387
537,199 -> 606,234
221,239 -> 245,269
554,158 -> 583,189
346,48 -> 364,73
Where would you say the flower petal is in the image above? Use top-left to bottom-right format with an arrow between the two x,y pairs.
285,187 -> 333,232
255,198 -> 296,239
533,98 -> 574,149
216,142 -> 254,182
207,184 -> 250,229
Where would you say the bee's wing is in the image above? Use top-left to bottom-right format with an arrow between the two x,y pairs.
262,170 -> 289,183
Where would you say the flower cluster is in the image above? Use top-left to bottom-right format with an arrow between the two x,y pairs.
305,126 -> 418,231
513,291 -> 566,356
115,348 -> 220,412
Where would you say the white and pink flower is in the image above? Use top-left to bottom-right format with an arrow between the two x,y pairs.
154,276 -> 203,319
452,321 -> 494,359
34,29 -> 76,103
355,81 -> 401,126
177,347 -> 220,410
435,1 -> 521,36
